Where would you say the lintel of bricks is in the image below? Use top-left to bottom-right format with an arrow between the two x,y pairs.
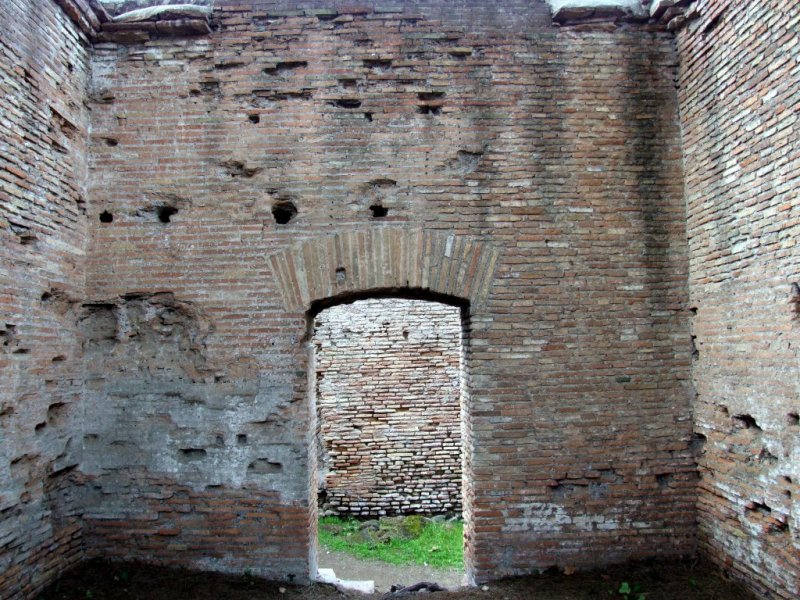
268,229 -> 500,314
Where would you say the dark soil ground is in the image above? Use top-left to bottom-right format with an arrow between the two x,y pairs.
37,557 -> 758,600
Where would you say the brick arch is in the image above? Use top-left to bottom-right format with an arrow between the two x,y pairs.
268,228 -> 500,312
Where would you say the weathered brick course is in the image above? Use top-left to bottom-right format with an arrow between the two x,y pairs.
676,1 -> 800,597
0,0 -> 91,597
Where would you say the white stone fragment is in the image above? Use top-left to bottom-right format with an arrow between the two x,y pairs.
545,0 -> 647,17
113,4 -> 212,23
316,568 -> 375,594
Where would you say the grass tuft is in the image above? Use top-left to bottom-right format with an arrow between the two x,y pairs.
318,515 -> 463,569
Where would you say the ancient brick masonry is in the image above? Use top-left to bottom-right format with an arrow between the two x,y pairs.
82,0 -> 696,584
3,0 -> 699,592
676,1 -> 800,598
3,0 -> 797,599
0,1 -> 90,598
314,299 -> 463,517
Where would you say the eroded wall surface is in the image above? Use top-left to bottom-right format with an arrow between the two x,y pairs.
314,298 -> 462,516
3,1 -> 799,597
0,1 -> 90,597
81,0 -> 693,583
677,1 -> 800,597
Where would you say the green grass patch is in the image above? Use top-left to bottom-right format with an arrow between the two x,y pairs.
318,515 -> 463,569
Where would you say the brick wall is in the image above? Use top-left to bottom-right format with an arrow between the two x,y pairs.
81,0 -> 694,584
0,1 -> 90,597
676,1 -> 800,597
3,2 -> 798,597
314,298 -> 462,516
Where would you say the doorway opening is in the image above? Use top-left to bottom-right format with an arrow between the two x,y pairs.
308,294 -> 471,592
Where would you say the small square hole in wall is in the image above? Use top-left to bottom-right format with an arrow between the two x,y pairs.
157,206 -> 178,223
369,204 -> 388,218
272,201 -> 298,224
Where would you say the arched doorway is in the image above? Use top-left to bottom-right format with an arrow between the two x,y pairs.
266,228 -> 500,586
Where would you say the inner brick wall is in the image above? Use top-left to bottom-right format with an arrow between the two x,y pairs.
314,298 -> 462,517
676,1 -> 800,598
0,1 -> 90,598
81,0 -> 693,584
22,0 -> 800,597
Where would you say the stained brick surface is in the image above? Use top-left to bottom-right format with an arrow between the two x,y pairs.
81,0 -> 694,584
0,1 -> 90,598
13,0 -> 800,597
677,1 -> 800,597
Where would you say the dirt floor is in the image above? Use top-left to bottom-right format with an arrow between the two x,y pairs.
37,557 -> 758,600
318,548 -> 464,592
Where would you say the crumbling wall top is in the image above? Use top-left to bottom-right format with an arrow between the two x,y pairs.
99,0 -> 213,15
546,0 -> 647,18
53,0 -> 214,42
112,3 -> 212,22
545,0 -> 699,29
